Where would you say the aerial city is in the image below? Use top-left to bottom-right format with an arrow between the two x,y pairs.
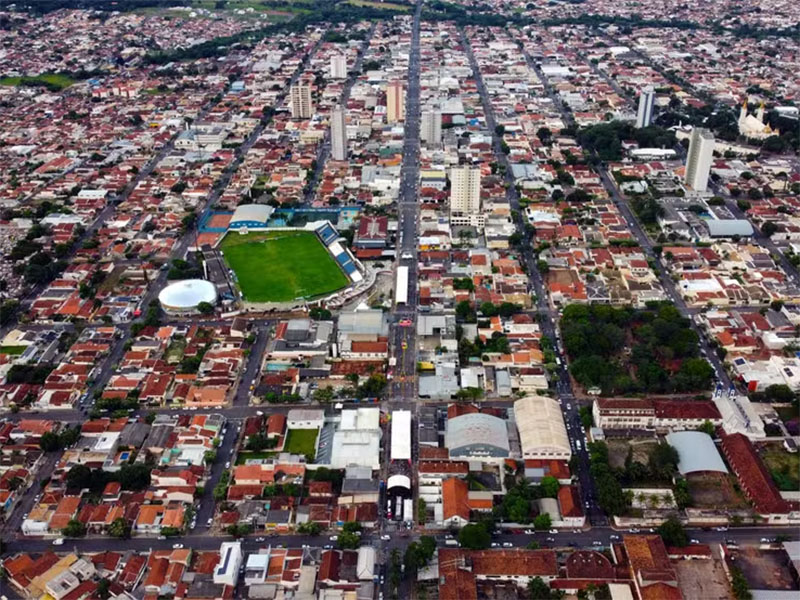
0,0 -> 798,598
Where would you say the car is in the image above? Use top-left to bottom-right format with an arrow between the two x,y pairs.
592,541 -> 603,546
172,544 -> 184,549
329,536 -> 338,541
628,528 -> 640,533
323,544 -> 333,549
52,538 -> 64,546
224,461 -> 231,469
490,542 -> 500,548
610,534 -> 620,541
548,529 -> 558,534
158,535 -> 167,540
502,542 -> 513,548
399,319 -> 412,327
690,539 -> 700,544
207,518 -> 213,526
524,529 -> 534,535
256,411 -> 264,417
760,537 -> 772,543
546,537 -> 555,542
714,527 -> 728,532
190,520 -> 197,529
381,535 -> 391,540
445,534 -> 454,539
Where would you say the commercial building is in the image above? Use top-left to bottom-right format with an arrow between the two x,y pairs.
213,542 -> 243,587
390,410 -> 411,462
330,104 -> 347,161
636,86 -> 655,128
684,127 -> 715,192
421,107 -> 442,145
592,398 -> 722,431
445,412 -> 510,459
330,54 -> 347,79
330,407 -> 382,469
290,81 -> 313,119
386,81 -> 405,123
514,396 -> 571,460
449,165 -> 482,223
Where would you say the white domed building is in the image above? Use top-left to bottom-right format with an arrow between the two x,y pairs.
158,279 -> 217,315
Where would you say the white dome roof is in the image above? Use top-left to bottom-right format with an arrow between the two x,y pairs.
159,279 -> 217,310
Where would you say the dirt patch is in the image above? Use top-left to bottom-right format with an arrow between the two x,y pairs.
608,438 -> 658,471
687,472 -> 749,509
729,546 -> 799,591
674,557 -> 731,600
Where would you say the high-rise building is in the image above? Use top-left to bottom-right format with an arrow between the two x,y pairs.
331,104 -> 347,161
289,82 -> 313,119
450,165 -> 481,216
386,81 -> 405,123
330,55 -> 347,79
684,127 -> 715,192
636,86 -> 655,129
421,107 -> 442,145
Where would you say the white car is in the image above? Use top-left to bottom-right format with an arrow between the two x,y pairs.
548,529 -> 558,534
502,542 -> 513,548
52,538 -> 64,546
524,529 -> 534,535
224,461 -> 231,469
329,536 -> 338,541
490,542 -> 500,548
172,543 -> 184,549
381,535 -> 391,540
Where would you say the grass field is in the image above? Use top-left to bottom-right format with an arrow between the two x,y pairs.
284,428 -> 318,458
346,0 -> 411,11
0,73 -> 75,90
221,231 -> 348,302
0,346 -> 26,355
761,445 -> 800,491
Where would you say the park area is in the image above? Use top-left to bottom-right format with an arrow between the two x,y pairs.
220,231 -> 348,302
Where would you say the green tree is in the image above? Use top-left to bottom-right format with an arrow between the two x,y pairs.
62,519 -> 87,538
108,517 -> 130,539
730,565 -> 752,600
533,513 -> 552,530
196,301 -> 215,314
656,516 -> 688,547
39,431 -> 61,452
458,523 -> 491,549
540,476 -> 559,499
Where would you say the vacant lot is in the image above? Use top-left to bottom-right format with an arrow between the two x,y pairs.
236,451 -> 277,465
608,438 -> 658,470
284,428 -> 318,458
760,444 -> 800,491
674,556 -> 731,600
731,547 -> 799,591
221,231 -> 348,302
687,472 -> 748,509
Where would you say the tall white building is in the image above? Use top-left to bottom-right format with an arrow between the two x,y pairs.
330,54 -> 347,79
684,127 -> 715,192
289,82 -> 313,119
636,86 -> 655,128
386,81 -> 405,123
421,107 -> 442,145
331,104 -> 347,161
450,165 -> 481,217
213,542 -> 243,587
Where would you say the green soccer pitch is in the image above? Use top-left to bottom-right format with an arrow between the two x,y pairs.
220,230 -> 349,302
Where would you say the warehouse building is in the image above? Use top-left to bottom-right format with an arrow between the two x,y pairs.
228,204 -> 274,230
445,412 -> 510,459
514,396 -> 571,460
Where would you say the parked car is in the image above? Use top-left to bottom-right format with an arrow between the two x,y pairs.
52,538 -> 64,546
502,542 -> 513,548
172,543 -> 184,549
329,536 -> 338,541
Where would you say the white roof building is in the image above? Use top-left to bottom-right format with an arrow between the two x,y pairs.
390,410 -> 411,462
514,396 -> 571,460
665,431 -> 728,475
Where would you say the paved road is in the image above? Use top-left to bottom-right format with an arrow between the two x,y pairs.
462,28 -> 605,525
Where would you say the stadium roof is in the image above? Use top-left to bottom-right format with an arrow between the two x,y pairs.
514,396 -> 571,458
229,203 -> 274,225
445,412 -> 510,454
666,431 -> 728,475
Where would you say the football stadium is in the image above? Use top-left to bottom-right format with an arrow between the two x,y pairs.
215,205 -> 363,304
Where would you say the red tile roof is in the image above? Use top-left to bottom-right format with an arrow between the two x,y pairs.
720,432 -> 791,514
